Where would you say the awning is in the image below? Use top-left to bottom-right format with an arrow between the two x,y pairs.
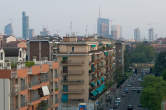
42,86 -> 50,96
97,80 -> 101,85
101,77 -> 104,82
91,90 -> 97,96
91,45 -> 96,48
104,51 -> 109,56
106,44 -> 111,47
91,82 -> 96,87
62,94 -> 68,102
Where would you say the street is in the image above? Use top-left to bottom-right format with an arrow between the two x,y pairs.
101,73 -> 146,110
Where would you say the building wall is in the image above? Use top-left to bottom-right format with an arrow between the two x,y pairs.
29,41 -> 50,61
57,40 -> 115,109
115,42 -> 125,75
6,36 -> 17,43
9,62 -> 60,110
0,79 -> 10,110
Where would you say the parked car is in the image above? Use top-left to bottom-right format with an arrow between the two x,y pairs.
137,90 -> 140,93
127,105 -> 134,110
121,93 -> 126,97
138,104 -> 143,107
124,88 -> 129,93
127,84 -> 132,87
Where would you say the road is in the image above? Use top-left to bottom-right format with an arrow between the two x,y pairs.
102,73 -> 146,110
118,74 -> 144,110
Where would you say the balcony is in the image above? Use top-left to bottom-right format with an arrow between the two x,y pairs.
27,68 -> 32,75
63,89 -> 84,94
40,74 -> 49,83
11,71 -> 17,78
68,70 -> 84,75
68,98 -> 84,103
30,95 -> 40,102
21,101 -> 27,107
11,84 -> 19,95
21,84 -> 27,91
61,60 -> 84,65
30,79 -> 40,88
62,80 -> 84,85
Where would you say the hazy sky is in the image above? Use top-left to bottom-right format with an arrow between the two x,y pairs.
0,0 -> 166,39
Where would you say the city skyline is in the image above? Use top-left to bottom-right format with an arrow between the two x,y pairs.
0,0 -> 166,39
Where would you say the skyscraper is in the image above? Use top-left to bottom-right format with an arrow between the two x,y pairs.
22,11 -> 29,40
111,25 -> 122,40
134,28 -> 141,42
28,29 -> 34,39
4,23 -> 13,36
149,28 -> 154,41
40,28 -> 49,36
97,18 -> 109,37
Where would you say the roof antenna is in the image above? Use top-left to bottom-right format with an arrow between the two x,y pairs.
70,21 -> 72,36
85,25 -> 88,37
99,7 -> 101,17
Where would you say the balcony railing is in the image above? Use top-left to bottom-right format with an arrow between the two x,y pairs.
68,70 -> 84,75
30,95 -> 40,102
63,89 -> 84,94
21,84 -> 27,91
30,79 -> 40,87
40,74 -> 49,83
62,60 -> 84,65
62,80 -> 84,84
21,101 -> 27,107
28,68 -> 32,74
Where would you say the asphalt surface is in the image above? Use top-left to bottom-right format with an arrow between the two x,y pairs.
118,74 -> 144,110
103,73 -> 146,110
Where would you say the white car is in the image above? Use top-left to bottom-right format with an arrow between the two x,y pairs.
115,97 -> 121,103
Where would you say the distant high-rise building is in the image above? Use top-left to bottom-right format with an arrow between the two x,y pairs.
40,28 -> 49,36
97,18 -> 109,37
22,11 -> 29,40
28,29 -> 34,39
134,28 -> 141,42
4,23 -> 13,36
149,28 -> 154,41
111,25 -> 122,40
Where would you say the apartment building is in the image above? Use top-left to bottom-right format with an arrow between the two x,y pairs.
115,41 -> 125,76
56,37 -> 115,109
0,47 -> 60,110
28,40 -> 51,61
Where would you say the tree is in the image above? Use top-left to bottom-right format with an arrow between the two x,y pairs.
124,43 -> 156,72
154,51 -> 166,76
140,75 -> 166,110
162,69 -> 166,80
129,43 -> 155,63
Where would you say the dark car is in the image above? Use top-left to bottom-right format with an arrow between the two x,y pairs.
137,90 -> 140,93
121,93 -> 126,97
138,104 -> 143,107
128,105 -> 133,110
124,88 -> 129,93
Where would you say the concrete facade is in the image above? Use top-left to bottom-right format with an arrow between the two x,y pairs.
0,61 -> 60,110
55,37 -> 116,109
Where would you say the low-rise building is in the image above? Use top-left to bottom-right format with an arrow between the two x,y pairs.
0,47 -> 60,110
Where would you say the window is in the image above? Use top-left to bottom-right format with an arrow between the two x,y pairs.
21,95 -> 26,107
55,70 -> 58,77
19,51 -> 22,58
63,85 -> 68,92
21,78 -> 26,90
63,66 -> 68,73
0,52 -> 3,60
72,46 -> 74,53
